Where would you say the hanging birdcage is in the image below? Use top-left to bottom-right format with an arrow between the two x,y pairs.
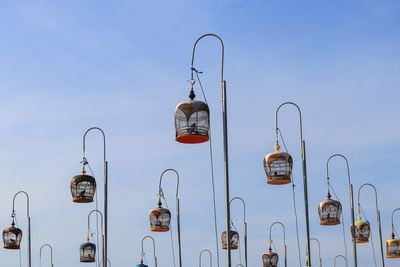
386,234 -> 400,258
70,171 -> 96,203
352,216 -> 370,243
80,241 -> 96,263
262,248 -> 279,267
263,143 -> 293,185
318,192 -> 342,226
149,201 -> 171,232
221,230 -> 239,250
174,88 -> 210,144
2,222 -> 22,250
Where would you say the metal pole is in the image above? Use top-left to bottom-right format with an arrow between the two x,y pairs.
334,255 -> 347,267
230,197 -> 247,267
142,236 -> 158,267
88,209 -> 105,267
276,102 -> 311,267
40,244 -> 54,267
191,33 -> 228,267
311,238 -> 322,267
199,249 -> 212,267
326,154 -> 358,267
269,222 -> 287,267
99,259 -> 111,267
357,183 -> 385,267
83,127 -> 107,267
159,169 -> 181,267
12,191 -> 31,267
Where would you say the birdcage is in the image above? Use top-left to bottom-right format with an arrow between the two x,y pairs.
80,241 -> 96,263
3,223 -> 22,249
352,216 -> 370,243
174,89 -> 210,144
221,230 -> 239,250
262,249 -> 279,267
263,143 -> 293,185
318,192 -> 342,226
149,202 -> 171,232
386,234 -> 400,258
70,172 -> 96,203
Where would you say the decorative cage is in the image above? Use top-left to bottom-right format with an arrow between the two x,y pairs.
262,249 -> 279,267
386,234 -> 400,258
318,192 -> 342,226
221,230 -> 239,250
80,241 -> 96,263
174,90 -> 210,144
70,172 -> 96,203
263,143 -> 293,185
149,202 -> 171,232
2,223 -> 22,250
352,216 -> 370,243
136,261 -> 148,267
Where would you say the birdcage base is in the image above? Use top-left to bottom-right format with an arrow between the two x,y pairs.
72,196 -> 94,203
176,134 -> 209,144
320,220 -> 341,226
267,176 -> 291,185
151,227 -> 170,232
3,244 -> 20,250
355,239 -> 369,244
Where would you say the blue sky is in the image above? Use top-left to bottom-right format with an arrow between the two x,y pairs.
0,0 -> 400,266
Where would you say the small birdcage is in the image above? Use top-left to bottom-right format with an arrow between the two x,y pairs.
221,230 -> 239,250
318,192 -> 342,226
3,222 -> 22,250
386,234 -> 400,258
263,143 -> 293,185
352,216 -> 370,243
70,171 -> 96,203
262,248 -> 279,267
80,241 -> 96,263
175,89 -> 210,144
149,201 -> 171,232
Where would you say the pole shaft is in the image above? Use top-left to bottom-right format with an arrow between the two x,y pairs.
222,81 -> 231,267
377,211 -> 385,267
302,141 -> 312,267
349,184 -> 358,267
177,199 -> 183,267
28,217 -> 31,267
244,222 -> 248,267
104,161 -> 108,267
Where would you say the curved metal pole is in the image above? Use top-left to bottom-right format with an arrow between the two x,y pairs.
310,238 -> 322,267
326,154 -> 358,267
99,259 -> 111,267
40,244 -> 54,267
88,209 -> 105,267
199,249 -> 212,267
275,102 -> 311,267
334,255 -> 347,267
83,127 -> 108,267
269,222 -> 287,267
142,236 -> 158,267
12,191 -> 31,267
357,183 -> 385,267
191,33 -> 229,267
230,197 -> 247,267
159,169 -> 181,267
391,208 -> 400,237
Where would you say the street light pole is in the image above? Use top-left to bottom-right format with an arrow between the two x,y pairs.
275,102 -> 311,266
269,222 -> 287,267
12,191 -> 31,267
230,197 -> 247,267
326,154 -> 358,267
82,127 -> 108,267
191,33 -> 231,267
158,168 -> 181,267
357,183 -> 385,267
40,243 -> 54,267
